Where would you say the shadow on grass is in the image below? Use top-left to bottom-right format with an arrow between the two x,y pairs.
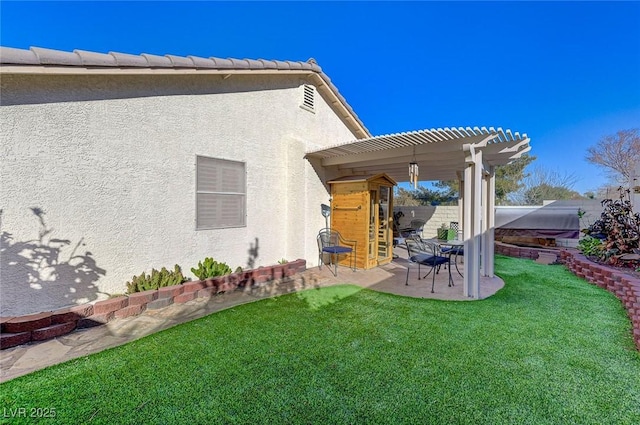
295,284 -> 362,310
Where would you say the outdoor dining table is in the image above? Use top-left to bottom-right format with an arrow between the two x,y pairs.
425,238 -> 464,277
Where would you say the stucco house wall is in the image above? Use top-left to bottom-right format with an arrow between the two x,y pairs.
0,72 -> 357,316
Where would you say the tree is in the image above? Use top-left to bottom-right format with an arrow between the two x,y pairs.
509,165 -> 580,205
394,187 -> 420,206
521,184 -> 582,205
394,185 -> 456,206
494,153 -> 536,203
435,153 -> 537,205
595,183 -> 629,200
586,129 -> 640,184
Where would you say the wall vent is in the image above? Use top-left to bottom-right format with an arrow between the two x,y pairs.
301,84 -> 315,112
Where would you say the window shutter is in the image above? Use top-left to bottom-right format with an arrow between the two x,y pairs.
196,156 -> 246,229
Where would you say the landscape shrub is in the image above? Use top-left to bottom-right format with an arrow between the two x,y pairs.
191,257 -> 233,280
577,236 -> 604,258
582,187 -> 640,267
126,265 -> 188,294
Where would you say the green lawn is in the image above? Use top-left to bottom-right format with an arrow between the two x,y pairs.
1,256 -> 639,424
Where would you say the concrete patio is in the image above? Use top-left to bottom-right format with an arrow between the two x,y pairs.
316,244 -> 504,301
0,245 -> 504,383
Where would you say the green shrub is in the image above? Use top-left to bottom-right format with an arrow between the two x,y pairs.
577,236 -> 604,258
191,257 -> 233,280
583,187 -> 640,265
126,265 -> 187,294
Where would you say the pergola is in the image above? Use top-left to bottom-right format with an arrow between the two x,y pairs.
305,126 -> 531,298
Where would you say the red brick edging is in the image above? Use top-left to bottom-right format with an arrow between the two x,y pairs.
496,242 -> 640,351
0,260 -> 306,350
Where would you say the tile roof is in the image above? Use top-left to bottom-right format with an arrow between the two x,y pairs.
0,46 -> 370,137
0,46 -> 323,71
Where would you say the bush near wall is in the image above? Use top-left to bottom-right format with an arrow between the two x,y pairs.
496,242 -> 640,351
0,260 -> 307,350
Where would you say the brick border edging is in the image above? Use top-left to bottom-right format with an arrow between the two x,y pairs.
0,259 -> 306,350
494,241 -> 560,260
495,242 -> 640,351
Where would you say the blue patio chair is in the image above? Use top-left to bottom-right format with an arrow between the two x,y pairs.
405,236 -> 453,293
317,228 -> 357,276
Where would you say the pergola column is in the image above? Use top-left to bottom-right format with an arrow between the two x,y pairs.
457,171 -> 464,240
482,166 -> 495,277
463,164 -> 472,297
472,150 -> 482,298
463,144 -> 482,298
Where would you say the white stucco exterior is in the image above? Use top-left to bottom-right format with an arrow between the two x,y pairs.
0,73 -> 358,315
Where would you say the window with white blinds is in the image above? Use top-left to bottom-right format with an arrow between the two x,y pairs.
196,156 -> 246,229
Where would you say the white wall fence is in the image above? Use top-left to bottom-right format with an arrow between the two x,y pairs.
394,205 -> 458,239
394,199 -> 607,248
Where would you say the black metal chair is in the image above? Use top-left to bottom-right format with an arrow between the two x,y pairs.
405,236 -> 453,293
317,228 -> 357,276
440,244 -> 464,277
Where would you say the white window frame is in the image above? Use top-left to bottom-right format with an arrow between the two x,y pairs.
196,155 -> 246,230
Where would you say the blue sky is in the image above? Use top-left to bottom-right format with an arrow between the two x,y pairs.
2,1 -> 639,194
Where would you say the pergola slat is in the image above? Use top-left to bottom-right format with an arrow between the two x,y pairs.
305,126 -> 530,182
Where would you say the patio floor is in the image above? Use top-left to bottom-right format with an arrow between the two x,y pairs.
314,244 -> 504,301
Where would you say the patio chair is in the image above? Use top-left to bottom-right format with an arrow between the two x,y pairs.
317,228 -> 357,276
440,244 -> 464,277
405,236 -> 453,293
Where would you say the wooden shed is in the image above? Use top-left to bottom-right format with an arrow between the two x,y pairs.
328,174 -> 397,270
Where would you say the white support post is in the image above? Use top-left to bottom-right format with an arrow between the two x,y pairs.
483,166 -> 496,278
471,150 -> 482,299
463,163 -> 473,297
463,144 -> 482,298
481,167 -> 488,276
457,171 -> 464,241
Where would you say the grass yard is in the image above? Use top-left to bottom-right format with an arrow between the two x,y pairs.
1,256 -> 639,424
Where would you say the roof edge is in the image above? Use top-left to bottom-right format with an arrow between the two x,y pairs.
0,46 -> 371,138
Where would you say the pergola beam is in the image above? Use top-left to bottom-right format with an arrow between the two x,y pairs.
311,129 -> 498,166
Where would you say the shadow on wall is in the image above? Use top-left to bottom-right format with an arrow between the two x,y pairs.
1,73 -> 304,106
0,208 -> 107,317
305,156 -> 331,194
247,237 -> 259,270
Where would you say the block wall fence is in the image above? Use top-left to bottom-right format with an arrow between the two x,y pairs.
0,260 -> 306,350
394,205 -> 459,239
495,242 -> 640,351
